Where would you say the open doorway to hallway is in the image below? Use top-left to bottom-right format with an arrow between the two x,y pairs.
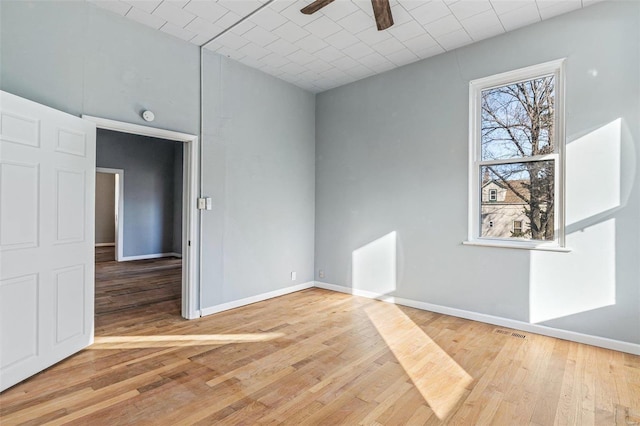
94,128 -> 185,328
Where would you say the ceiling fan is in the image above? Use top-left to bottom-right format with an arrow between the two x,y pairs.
301,0 -> 394,31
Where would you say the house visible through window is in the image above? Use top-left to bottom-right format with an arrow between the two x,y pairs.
467,60 -> 565,249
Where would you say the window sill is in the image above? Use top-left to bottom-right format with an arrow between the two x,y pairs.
462,240 -> 572,253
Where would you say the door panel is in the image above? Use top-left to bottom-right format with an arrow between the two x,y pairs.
54,265 -> 86,344
0,112 -> 40,147
0,91 -> 96,392
0,161 -> 39,249
0,275 -> 38,369
56,169 -> 86,242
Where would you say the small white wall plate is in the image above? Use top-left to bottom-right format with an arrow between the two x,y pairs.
142,110 -> 155,122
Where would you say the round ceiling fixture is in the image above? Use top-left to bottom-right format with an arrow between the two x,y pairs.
142,110 -> 155,122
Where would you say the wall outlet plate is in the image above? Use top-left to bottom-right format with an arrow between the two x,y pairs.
142,110 -> 155,122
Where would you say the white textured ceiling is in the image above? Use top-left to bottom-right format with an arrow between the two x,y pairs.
89,0 -> 602,92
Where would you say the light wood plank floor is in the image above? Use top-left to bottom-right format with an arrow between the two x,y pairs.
1,263 -> 638,424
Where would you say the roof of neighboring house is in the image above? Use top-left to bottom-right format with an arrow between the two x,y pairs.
483,180 -> 530,204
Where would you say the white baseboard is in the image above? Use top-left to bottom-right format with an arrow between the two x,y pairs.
314,282 -> 640,356
95,242 -> 115,247
120,252 -> 182,261
200,281 -> 315,317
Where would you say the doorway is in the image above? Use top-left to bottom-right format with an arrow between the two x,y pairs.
95,167 -> 124,261
84,115 -> 199,320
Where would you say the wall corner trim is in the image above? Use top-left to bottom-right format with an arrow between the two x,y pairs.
313,282 -> 640,356
200,281 -> 315,317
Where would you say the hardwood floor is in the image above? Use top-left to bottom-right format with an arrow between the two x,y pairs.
1,284 -> 638,424
94,247 -> 182,317
95,246 -> 116,263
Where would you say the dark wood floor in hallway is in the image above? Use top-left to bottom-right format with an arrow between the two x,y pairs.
94,246 -> 182,318
0,257 -> 638,424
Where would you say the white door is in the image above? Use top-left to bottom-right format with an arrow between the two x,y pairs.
0,91 -> 96,391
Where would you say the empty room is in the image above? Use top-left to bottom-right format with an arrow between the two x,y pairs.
0,0 -> 638,424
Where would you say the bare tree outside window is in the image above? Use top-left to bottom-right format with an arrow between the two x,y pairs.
480,75 -> 556,241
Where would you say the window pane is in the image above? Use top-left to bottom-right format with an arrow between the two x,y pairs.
481,75 -> 555,161
480,161 -> 555,241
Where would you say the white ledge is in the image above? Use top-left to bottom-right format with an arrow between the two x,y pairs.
462,240 -> 572,252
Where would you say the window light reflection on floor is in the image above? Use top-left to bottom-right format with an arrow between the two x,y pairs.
92,333 -> 286,349
365,303 -> 473,420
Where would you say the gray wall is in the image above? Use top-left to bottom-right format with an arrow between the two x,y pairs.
96,129 -> 182,257
0,1 -> 200,135
95,172 -> 116,244
315,1 -> 640,345
200,54 -> 316,307
172,144 -> 184,255
0,0 -> 316,312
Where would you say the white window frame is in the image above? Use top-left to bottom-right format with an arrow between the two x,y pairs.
464,59 -> 569,252
488,188 -> 497,202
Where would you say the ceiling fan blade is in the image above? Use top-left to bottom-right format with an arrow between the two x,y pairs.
371,0 -> 393,30
300,0 -> 337,15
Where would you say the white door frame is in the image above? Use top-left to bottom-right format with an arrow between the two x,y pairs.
83,115 -> 200,320
95,167 -> 125,261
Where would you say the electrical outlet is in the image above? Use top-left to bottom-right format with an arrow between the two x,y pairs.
291,271 -> 296,281
318,269 -> 324,279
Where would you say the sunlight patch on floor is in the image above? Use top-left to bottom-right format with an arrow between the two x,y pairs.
365,303 -> 473,420
92,333 -> 286,349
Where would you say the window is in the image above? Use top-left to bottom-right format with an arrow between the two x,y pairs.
512,220 -> 523,237
467,60 -> 566,250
